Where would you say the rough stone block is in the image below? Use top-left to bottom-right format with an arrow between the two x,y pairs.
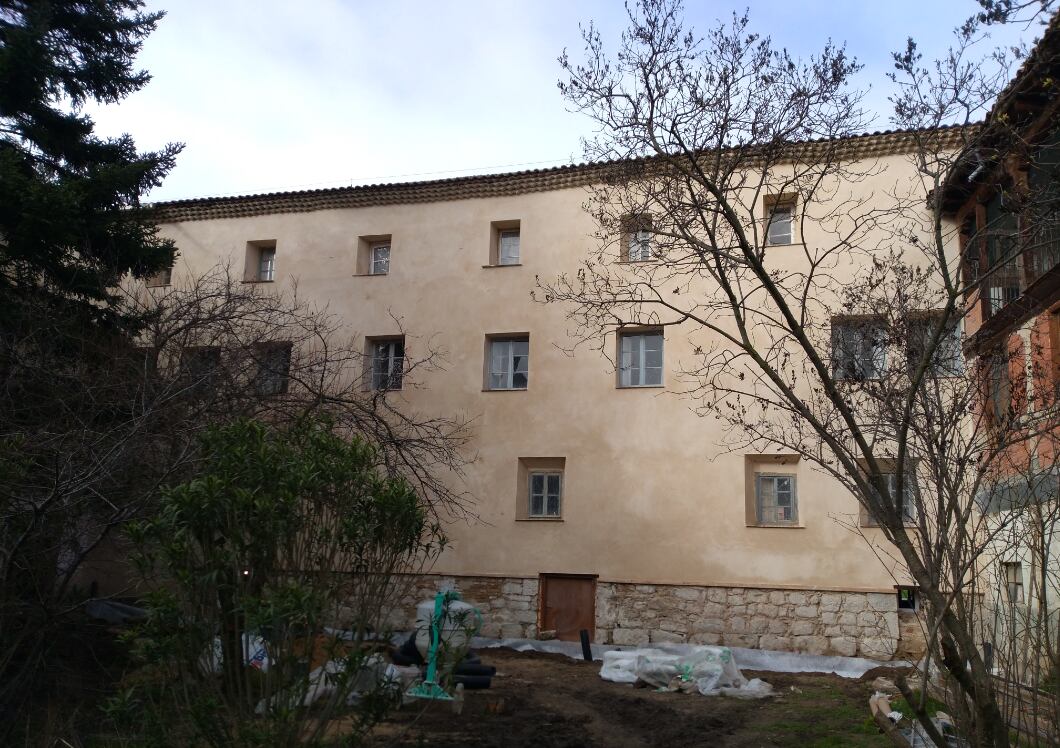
474,621 -> 501,640
522,579 -> 539,596
843,595 -> 867,613
651,629 -> 685,644
759,635 -> 792,651
859,637 -> 896,659
821,611 -> 837,625
768,619 -> 788,635
690,632 -> 722,645
795,606 -> 818,618
746,590 -> 769,603
635,585 -> 656,593
722,633 -> 759,648
857,611 -> 881,629
674,587 -> 702,601
502,582 -> 523,596
693,617 -> 725,634
829,637 -> 858,657
819,594 -> 843,612
747,617 -> 771,634
728,604 -> 748,617
866,593 -> 895,612
769,591 -> 787,605
707,589 -> 727,604
793,635 -> 830,655
786,591 -> 809,605
612,628 -> 649,646
757,604 -> 778,618
837,612 -> 858,626
499,623 -> 524,639
790,620 -> 815,636
728,617 -> 749,633
702,602 -> 725,618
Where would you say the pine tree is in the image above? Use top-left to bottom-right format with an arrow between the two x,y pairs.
0,0 -> 182,331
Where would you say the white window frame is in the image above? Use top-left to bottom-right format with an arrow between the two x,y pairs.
370,242 -> 390,275
618,331 -> 663,387
766,202 -> 794,246
755,473 -> 798,525
832,319 -> 887,380
488,337 -> 529,390
528,470 -> 562,518
628,229 -> 652,262
499,229 -> 520,265
1003,562 -> 1024,605
258,247 -> 276,282
371,338 -> 404,391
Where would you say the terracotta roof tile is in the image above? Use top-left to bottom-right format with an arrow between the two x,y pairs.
151,126 -> 973,224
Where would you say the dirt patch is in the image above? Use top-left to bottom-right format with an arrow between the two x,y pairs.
368,648 -> 892,747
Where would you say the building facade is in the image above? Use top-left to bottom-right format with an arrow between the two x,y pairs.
940,17 -> 1060,683
146,133 -> 970,661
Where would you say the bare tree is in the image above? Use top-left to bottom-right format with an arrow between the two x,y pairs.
0,263 -> 472,738
539,2 -> 1059,744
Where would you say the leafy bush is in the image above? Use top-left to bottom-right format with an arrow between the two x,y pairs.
121,417 -> 444,746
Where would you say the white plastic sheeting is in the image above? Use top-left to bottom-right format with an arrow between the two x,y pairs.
598,646 -> 773,698
470,636 -> 901,679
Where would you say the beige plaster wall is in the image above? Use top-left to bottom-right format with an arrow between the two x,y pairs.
158,152 -> 937,595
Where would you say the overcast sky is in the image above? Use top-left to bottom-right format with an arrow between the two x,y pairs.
85,1 -> 1041,203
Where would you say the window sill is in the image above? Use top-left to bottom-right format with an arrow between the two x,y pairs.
243,279 -> 275,284
517,517 -> 564,522
747,523 -> 805,529
482,387 -> 528,392
146,284 -> 171,289
617,384 -> 665,389
482,263 -> 522,269
355,272 -> 389,277
615,259 -> 657,265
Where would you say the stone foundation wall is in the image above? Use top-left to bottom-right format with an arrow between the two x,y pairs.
391,574 -> 539,640
595,582 -> 899,659
390,574 -> 903,660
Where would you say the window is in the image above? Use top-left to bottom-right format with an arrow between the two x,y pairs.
370,242 -> 390,275
370,338 -> 404,391
622,215 -> 653,262
862,470 -> 919,526
254,342 -> 292,396
488,220 -> 521,266
487,337 -> 529,390
146,266 -> 172,288
245,240 -> 277,282
831,318 -> 886,380
528,471 -> 562,518
756,474 -> 798,525
618,331 -> 663,387
499,230 -> 520,265
983,191 -> 1021,316
180,346 -> 221,393
259,248 -> 276,282
1003,562 -> 1024,605
987,347 -> 1012,424
628,229 -> 651,262
765,200 -> 794,246
357,234 -> 393,275
907,315 -> 964,377
897,587 -> 917,610
516,457 -> 565,520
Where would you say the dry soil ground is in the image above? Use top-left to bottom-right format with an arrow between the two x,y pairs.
368,648 -> 899,747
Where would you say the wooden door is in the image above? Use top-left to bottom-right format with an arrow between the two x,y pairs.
540,574 -> 596,642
